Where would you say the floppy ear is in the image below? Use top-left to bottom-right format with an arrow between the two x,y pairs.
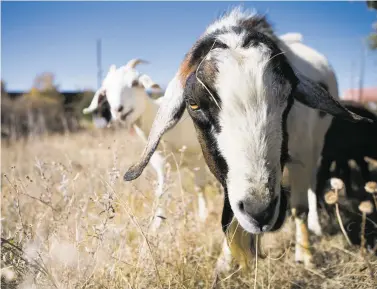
123,74 -> 186,181
145,87 -> 165,99
294,72 -> 373,123
138,74 -> 165,99
138,74 -> 159,89
83,88 -> 106,114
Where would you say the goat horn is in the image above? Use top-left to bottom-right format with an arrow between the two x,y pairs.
125,59 -> 149,69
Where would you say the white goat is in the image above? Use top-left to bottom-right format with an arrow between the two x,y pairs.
122,8 -> 372,270
83,59 -> 213,229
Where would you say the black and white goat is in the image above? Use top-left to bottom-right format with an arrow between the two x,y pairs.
123,8 -> 373,268
314,101 -> 377,246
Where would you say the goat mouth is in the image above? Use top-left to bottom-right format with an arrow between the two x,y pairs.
269,188 -> 288,232
120,108 -> 135,121
231,194 -> 283,235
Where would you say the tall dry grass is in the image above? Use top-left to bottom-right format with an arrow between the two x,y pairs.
1,129 -> 376,289
1,87 -> 95,142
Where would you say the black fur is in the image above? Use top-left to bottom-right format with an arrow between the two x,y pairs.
182,15 -> 300,235
315,101 -> 377,253
93,99 -> 112,123
221,189 -> 233,233
317,82 -> 328,118
316,101 -> 377,203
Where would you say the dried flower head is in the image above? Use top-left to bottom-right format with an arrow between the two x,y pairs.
364,181 -> 377,194
1,267 -> 15,282
330,178 -> 344,191
179,145 -> 187,153
358,201 -> 374,215
325,190 -> 338,205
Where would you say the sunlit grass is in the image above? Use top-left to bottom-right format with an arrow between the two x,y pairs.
1,129 -> 376,289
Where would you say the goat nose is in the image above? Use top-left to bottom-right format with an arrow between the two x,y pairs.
131,80 -> 139,87
117,105 -> 124,113
238,198 -> 277,229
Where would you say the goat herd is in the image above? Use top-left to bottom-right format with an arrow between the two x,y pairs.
82,8 -> 377,272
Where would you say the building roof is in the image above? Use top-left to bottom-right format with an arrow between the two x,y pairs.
342,87 -> 377,102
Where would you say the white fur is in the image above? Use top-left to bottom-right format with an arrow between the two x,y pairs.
102,65 -> 138,119
122,8 -> 343,268
276,28 -> 338,242
308,188 -> 322,236
202,9 -> 338,265
205,7 -> 256,36
197,191 -> 209,222
83,60 -> 163,123
279,39 -> 339,98
279,33 -> 303,44
92,115 -> 108,128
150,207 -> 166,232
212,41 -> 287,233
133,124 -> 165,198
216,239 -> 233,273
294,217 -> 305,263
85,63 -> 213,224
136,77 -> 213,223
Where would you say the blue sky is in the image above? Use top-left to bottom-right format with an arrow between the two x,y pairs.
1,1 -> 377,96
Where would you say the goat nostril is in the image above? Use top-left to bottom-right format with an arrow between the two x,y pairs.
254,210 -> 271,225
117,105 -> 124,113
238,201 -> 245,212
253,198 -> 278,226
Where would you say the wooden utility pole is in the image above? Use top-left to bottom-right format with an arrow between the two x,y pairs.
97,39 -> 102,89
350,60 -> 355,99
358,38 -> 367,102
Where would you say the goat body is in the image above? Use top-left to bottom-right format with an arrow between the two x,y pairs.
317,101 -> 377,201
123,8 -> 372,269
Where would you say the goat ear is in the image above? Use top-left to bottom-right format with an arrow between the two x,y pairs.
123,74 -> 185,181
83,88 -> 105,114
145,87 -> 165,99
109,65 -> 116,73
138,74 -> 165,99
294,73 -> 373,123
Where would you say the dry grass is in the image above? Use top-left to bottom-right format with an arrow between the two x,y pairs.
1,88 -> 94,142
1,129 -> 376,289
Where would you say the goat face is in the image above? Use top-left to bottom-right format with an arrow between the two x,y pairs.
102,64 -> 139,121
123,9 -> 373,235
83,59 -> 164,124
180,38 -> 296,234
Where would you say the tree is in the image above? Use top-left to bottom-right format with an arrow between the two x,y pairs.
1,80 -> 7,96
32,72 -> 58,92
30,72 -> 62,101
366,1 -> 377,49
367,0 -> 377,10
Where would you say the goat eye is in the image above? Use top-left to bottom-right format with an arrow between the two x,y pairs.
189,101 -> 200,111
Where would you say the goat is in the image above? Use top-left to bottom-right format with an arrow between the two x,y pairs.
123,7 -> 373,269
83,59 -> 164,126
313,101 -> 377,241
83,59 -> 215,228
316,100 -> 377,204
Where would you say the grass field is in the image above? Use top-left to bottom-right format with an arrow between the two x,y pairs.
1,128 -> 376,289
